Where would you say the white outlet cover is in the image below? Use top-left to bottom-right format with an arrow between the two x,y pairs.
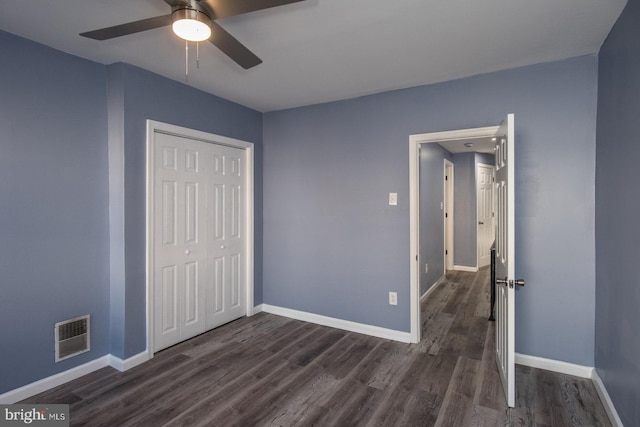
389,292 -> 397,305
389,192 -> 398,206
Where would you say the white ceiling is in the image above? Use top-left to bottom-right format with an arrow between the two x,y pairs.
0,0 -> 626,112
438,137 -> 496,154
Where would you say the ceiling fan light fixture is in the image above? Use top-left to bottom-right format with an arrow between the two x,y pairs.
172,8 -> 211,42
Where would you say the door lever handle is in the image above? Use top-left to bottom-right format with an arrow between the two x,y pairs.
496,278 -> 525,288
478,221 -> 484,225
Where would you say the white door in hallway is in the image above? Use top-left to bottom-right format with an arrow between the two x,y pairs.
495,113 -> 524,408
477,164 -> 494,268
153,133 -> 246,352
444,160 -> 454,270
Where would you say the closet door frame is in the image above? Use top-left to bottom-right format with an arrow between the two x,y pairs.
146,119 -> 255,357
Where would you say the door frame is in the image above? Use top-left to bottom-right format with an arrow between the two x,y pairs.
444,159 -> 454,271
145,120 -> 255,356
476,162 -> 495,269
409,125 -> 498,343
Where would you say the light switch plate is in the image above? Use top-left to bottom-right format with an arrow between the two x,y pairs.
389,192 -> 398,206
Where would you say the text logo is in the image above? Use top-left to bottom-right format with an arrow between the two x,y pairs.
0,405 -> 69,427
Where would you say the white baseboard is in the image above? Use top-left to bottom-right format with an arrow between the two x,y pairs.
0,355 -> 110,404
592,370 -> 624,427
515,354 -> 623,426
515,353 -> 594,378
0,350 -> 151,404
453,265 -> 478,272
253,304 -> 264,314
421,274 -> 446,302
107,351 -> 149,372
261,304 -> 412,343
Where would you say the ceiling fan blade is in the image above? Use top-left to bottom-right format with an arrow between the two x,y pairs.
203,0 -> 306,20
79,15 -> 172,40
209,21 -> 262,69
163,0 -> 193,8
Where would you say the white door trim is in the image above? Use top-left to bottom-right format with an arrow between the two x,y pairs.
146,120 -> 255,357
409,125 -> 499,343
444,159 -> 454,271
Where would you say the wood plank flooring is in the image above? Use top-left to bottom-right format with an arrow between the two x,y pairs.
23,269 -> 612,426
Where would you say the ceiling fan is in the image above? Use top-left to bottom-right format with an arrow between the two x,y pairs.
79,0 -> 305,69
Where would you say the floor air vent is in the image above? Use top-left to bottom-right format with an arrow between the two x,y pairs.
55,315 -> 90,362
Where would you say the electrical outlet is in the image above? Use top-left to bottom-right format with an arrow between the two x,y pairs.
389,292 -> 397,305
425,263 -> 429,273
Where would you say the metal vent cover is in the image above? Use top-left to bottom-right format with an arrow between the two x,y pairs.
55,315 -> 90,362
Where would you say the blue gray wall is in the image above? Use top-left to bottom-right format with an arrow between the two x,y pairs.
263,55 -> 598,364
452,152 -> 477,267
0,31 -> 110,393
595,0 -> 640,424
476,153 -> 495,167
108,63 -> 262,359
419,144 -> 451,295
1,20 -> 613,395
0,32 -> 262,393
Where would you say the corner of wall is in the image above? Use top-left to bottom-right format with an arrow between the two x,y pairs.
106,64 -> 127,359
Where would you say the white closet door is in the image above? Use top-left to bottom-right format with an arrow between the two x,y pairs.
153,132 -> 247,352
206,143 -> 246,329
154,133 -> 208,351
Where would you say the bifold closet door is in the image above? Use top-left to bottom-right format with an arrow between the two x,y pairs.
154,133 -> 208,351
153,132 -> 246,352
206,143 -> 246,329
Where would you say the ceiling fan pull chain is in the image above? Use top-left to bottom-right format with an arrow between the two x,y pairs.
185,39 -> 189,83
195,10 -> 200,69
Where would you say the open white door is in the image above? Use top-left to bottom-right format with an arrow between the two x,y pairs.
494,113 -> 524,408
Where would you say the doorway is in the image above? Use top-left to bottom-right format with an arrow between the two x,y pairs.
410,115 -> 517,407
146,120 -> 255,355
409,125 -> 499,343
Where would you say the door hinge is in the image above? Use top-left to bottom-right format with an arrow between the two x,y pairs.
445,175 -> 448,181
445,213 -> 448,218
445,250 -> 448,255
416,255 -> 418,261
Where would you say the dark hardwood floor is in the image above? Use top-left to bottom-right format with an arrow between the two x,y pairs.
23,269 -> 611,426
